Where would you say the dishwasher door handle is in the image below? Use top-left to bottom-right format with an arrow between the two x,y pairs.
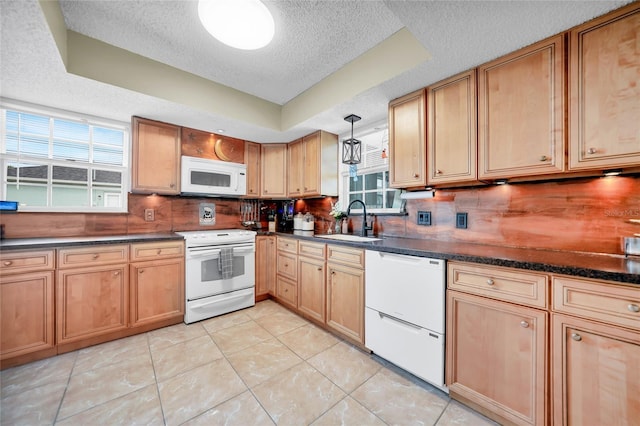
378,312 -> 422,331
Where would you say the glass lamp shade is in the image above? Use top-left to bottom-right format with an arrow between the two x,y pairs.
342,138 -> 362,165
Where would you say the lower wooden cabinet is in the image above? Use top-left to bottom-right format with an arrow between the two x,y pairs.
326,261 -> 365,344
552,313 -> 640,425
56,264 -> 130,344
130,258 -> 184,327
446,290 -> 548,426
0,270 -> 55,365
255,235 -> 276,299
297,255 -> 326,323
276,275 -> 297,309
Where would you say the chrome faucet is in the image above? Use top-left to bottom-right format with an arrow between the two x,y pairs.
347,199 -> 373,237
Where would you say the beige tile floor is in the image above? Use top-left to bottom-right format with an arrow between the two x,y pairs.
1,300 -> 497,426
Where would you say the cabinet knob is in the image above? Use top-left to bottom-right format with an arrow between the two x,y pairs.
114,271 -> 120,276
3,260 -> 12,266
486,279 -> 495,286
520,321 -> 529,328
264,190 -> 268,193
331,271 -> 336,275
249,189 -> 254,193
540,155 -> 549,161
157,249 -> 162,255
296,188 -> 300,191
587,148 -> 597,154
92,254 -> 99,260
571,333 -> 582,342
284,263 -> 289,267
436,169 -> 442,175
413,173 -> 419,178
304,187 -> 308,191
317,267 -> 322,271
139,269 -> 144,274
170,183 -> 175,188
628,304 -> 640,313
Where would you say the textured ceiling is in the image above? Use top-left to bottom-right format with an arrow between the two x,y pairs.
0,0 -> 633,143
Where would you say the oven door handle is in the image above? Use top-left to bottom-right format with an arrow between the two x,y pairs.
187,249 -> 221,259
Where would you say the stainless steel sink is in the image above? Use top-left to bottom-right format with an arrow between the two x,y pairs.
314,234 -> 382,242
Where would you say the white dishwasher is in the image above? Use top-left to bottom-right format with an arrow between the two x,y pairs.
365,250 -> 447,391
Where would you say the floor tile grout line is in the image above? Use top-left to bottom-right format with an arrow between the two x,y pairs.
51,351 -> 78,425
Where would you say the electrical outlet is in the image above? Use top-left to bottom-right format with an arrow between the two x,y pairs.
417,210 -> 431,226
456,212 -> 468,229
144,208 -> 155,222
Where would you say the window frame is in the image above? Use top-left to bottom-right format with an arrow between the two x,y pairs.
0,99 -> 130,213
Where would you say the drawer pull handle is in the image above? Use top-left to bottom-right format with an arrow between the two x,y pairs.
486,279 -> 495,286
139,269 -> 144,274
157,249 -> 162,255
520,321 -> 529,328
3,260 -> 12,266
571,333 -> 582,342
114,271 -> 120,276
317,267 -> 322,271
587,148 -> 597,154
628,304 -> 640,313
540,155 -> 548,161
436,169 -> 442,175
413,173 -> 419,178
92,254 -> 99,260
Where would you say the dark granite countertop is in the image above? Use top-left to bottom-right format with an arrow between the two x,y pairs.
274,232 -> 640,285
0,233 -> 184,251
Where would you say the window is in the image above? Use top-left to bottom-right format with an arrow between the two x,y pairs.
339,125 -> 402,214
0,102 -> 129,212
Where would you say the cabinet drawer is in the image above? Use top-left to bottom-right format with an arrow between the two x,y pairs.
552,276 -> 640,331
276,275 -> 297,308
448,262 -> 548,309
277,237 -> 298,254
299,241 -> 326,259
130,240 -> 184,261
327,245 -> 364,269
0,250 -> 54,275
277,252 -> 297,280
57,244 -> 129,269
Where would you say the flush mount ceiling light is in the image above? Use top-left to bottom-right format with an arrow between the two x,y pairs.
342,114 -> 362,165
198,0 -> 275,50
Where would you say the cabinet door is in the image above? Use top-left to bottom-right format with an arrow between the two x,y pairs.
56,265 -> 129,344
1,271 -> 55,360
130,259 -> 184,327
261,143 -> 287,198
446,290 -> 548,426
427,70 -> 477,185
569,4 -> 640,170
302,132 -> 320,196
478,35 -> 565,179
287,139 -> 304,198
552,313 -> 640,425
245,141 -> 261,197
256,236 -> 276,298
276,275 -> 297,309
131,117 -> 181,194
389,89 -> 427,188
326,262 -> 364,343
298,256 -> 325,323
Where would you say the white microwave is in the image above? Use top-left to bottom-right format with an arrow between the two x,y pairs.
181,156 -> 247,197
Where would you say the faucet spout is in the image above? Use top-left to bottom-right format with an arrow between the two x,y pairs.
346,199 -> 373,237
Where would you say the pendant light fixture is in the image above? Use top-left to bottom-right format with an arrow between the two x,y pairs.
342,114 -> 362,165
198,0 -> 275,50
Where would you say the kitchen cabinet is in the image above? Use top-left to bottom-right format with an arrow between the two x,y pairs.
245,141 -> 261,197
129,241 -> 184,328
56,245 -> 130,346
427,70 -> 478,185
255,235 -> 276,300
326,245 -> 365,344
181,127 -> 245,162
297,241 -> 326,323
446,261 -> 549,426
551,275 -> 640,424
569,3 -> 640,171
478,34 -> 565,180
261,143 -> 288,198
287,131 -> 338,198
275,237 -> 298,309
0,250 -> 56,368
131,116 -> 181,194
389,89 -> 427,188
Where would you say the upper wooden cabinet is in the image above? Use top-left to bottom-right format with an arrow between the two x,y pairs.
287,131 -> 338,198
569,3 -> 640,170
181,127 -> 245,163
389,89 -> 427,188
261,143 -> 288,198
131,117 -> 181,194
427,70 -> 478,185
478,35 -> 566,180
245,141 -> 261,198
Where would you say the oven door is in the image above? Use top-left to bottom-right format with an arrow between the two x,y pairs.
185,243 -> 255,301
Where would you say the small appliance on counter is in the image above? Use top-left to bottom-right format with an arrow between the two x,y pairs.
293,212 -> 304,230
302,212 -> 315,231
278,200 -> 294,231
